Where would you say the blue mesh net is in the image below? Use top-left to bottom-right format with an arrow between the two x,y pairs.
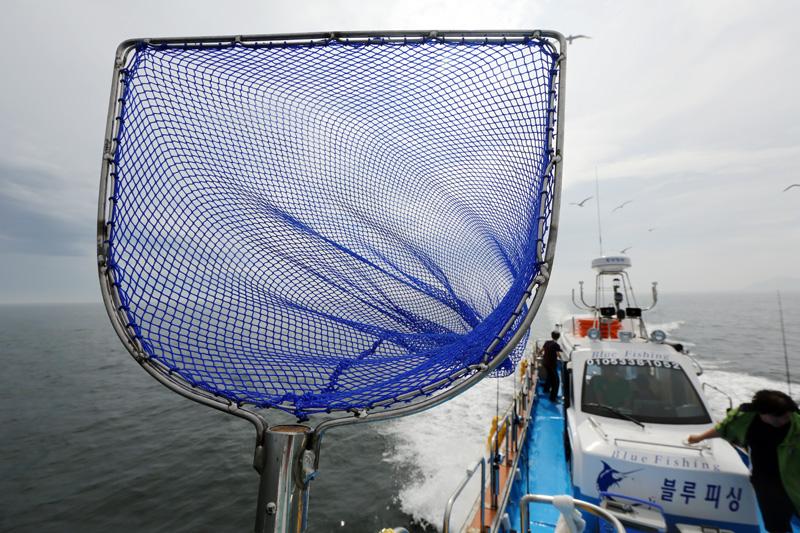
100,33 -> 562,419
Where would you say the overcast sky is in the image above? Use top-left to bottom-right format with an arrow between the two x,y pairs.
1,0 -> 798,304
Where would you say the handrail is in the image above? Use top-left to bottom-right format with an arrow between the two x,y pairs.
487,405 -> 515,511
599,491 -> 665,514
443,353 -> 537,532
442,458 -> 485,533
702,382 -> 732,411
682,350 -> 704,376
487,359 -> 536,532
520,494 -> 626,533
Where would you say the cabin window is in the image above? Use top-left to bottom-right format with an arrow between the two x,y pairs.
581,358 -> 711,424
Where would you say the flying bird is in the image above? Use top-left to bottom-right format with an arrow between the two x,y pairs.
570,196 -> 593,207
566,35 -> 591,45
647,227 -> 658,232
619,247 -> 633,254
783,184 -> 800,192
612,201 -> 632,213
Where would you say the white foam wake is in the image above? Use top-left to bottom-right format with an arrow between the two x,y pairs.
377,372 -> 518,530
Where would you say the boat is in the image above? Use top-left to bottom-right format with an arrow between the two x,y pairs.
444,256 -> 799,532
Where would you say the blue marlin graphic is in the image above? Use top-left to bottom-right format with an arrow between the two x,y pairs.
596,461 -> 643,492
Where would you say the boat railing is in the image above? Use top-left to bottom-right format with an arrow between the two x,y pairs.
519,494 -> 626,533
443,349 -> 538,532
442,457 -> 485,533
570,268 -> 659,340
702,382 -> 733,412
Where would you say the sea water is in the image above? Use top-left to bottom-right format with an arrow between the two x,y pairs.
1,292 -> 798,532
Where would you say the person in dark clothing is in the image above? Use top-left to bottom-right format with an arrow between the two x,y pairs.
688,390 -> 800,533
535,331 -> 563,402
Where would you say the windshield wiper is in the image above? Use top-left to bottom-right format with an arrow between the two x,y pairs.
584,403 -> 645,428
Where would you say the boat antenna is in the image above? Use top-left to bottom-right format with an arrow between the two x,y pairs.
777,290 -> 792,397
595,167 -> 604,256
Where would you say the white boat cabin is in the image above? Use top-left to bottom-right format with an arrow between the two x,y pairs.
556,256 -> 761,532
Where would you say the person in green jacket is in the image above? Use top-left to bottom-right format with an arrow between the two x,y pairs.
688,390 -> 800,533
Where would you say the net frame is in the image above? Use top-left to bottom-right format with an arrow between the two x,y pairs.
97,30 -> 567,435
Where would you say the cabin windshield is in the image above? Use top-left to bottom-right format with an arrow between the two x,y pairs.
581,358 -> 711,424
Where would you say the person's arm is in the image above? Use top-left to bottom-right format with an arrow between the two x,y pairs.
688,426 -> 719,444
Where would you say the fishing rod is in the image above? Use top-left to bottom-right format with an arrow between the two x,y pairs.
777,290 -> 792,397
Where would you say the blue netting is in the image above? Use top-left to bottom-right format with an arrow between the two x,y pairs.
102,34 -> 561,418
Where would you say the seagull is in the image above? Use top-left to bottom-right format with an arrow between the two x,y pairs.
566,35 -> 591,45
619,247 -> 633,254
570,196 -> 593,207
612,201 -> 632,213
783,184 -> 800,192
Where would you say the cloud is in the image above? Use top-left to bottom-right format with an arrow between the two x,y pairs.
553,167 -> 800,295
1,0 -> 799,303
0,160 -> 93,257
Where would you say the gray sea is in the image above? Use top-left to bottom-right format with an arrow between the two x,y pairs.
1,291 -> 798,532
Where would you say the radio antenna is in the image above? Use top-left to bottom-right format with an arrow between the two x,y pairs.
778,290 -> 792,397
595,167 -> 604,256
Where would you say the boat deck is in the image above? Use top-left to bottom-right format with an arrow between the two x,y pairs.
526,397 -> 571,530
457,358 -> 800,533
508,391 -> 571,532
510,388 -> 800,533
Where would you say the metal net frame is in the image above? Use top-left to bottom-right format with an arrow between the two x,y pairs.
97,30 -> 566,423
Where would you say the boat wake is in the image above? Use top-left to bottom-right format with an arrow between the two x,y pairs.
700,369 -> 784,420
378,373 -> 518,530
647,319 -> 686,337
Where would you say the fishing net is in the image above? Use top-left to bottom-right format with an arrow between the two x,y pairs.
98,32 -> 564,419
